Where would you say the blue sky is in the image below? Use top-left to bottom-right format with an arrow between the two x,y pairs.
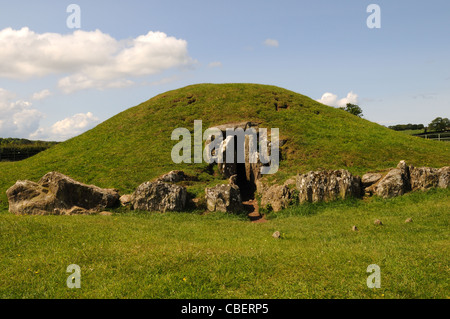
0,0 -> 449,140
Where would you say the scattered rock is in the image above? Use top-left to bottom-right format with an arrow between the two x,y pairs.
366,162 -> 448,197
157,170 -> 187,183
229,174 -> 238,186
255,180 -> 268,195
205,184 -> 243,213
119,194 -> 132,206
352,225 -> 359,232
260,184 -> 293,212
272,231 -> 281,239
373,161 -> 411,198
296,169 -> 361,203
438,167 -> 450,188
410,166 -> 440,191
374,219 -> 383,226
409,165 -> 449,190
405,218 -> 413,223
99,211 -> 113,216
361,173 -> 383,188
131,181 -> 187,212
6,172 -> 120,215
283,177 -> 297,187
191,198 -> 199,203
64,206 -> 96,215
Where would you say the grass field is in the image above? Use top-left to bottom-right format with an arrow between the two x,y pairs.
1,188 -> 448,299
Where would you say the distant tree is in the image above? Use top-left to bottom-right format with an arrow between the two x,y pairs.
340,103 -> 363,117
428,117 -> 450,132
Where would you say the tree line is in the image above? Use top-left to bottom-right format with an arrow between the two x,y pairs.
388,123 -> 425,131
339,104 -> 449,133
0,138 -> 58,162
0,138 -> 58,147
388,117 -> 450,132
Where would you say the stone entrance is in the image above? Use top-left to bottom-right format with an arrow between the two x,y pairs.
209,122 -> 262,201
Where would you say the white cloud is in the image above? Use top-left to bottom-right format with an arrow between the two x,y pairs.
0,88 -> 99,141
0,28 -> 117,79
31,112 -> 99,141
0,88 -> 43,138
264,38 -> 279,47
58,75 -> 134,94
12,108 -> 44,136
32,89 -> 51,100
0,27 -> 195,92
208,61 -> 223,68
317,91 -> 359,108
50,112 -> 99,138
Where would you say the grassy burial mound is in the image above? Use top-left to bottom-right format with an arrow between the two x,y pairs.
0,83 -> 449,206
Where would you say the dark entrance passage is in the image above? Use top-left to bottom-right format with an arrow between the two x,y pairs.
235,162 -> 256,201
232,135 -> 256,201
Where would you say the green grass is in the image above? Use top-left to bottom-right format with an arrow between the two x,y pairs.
0,188 -> 448,299
0,83 -> 449,202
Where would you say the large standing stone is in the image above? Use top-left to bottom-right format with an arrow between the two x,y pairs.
205,184 -> 243,213
374,160 -> 411,198
131,181 -> 187,212
260,184 -> 293,212
217,136 -> 237,178
296,169 -> 361,203
244,134 -> 262,183
6,172 -> 120,215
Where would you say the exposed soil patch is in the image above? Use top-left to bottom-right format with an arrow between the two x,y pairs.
242,199 -> 266,223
